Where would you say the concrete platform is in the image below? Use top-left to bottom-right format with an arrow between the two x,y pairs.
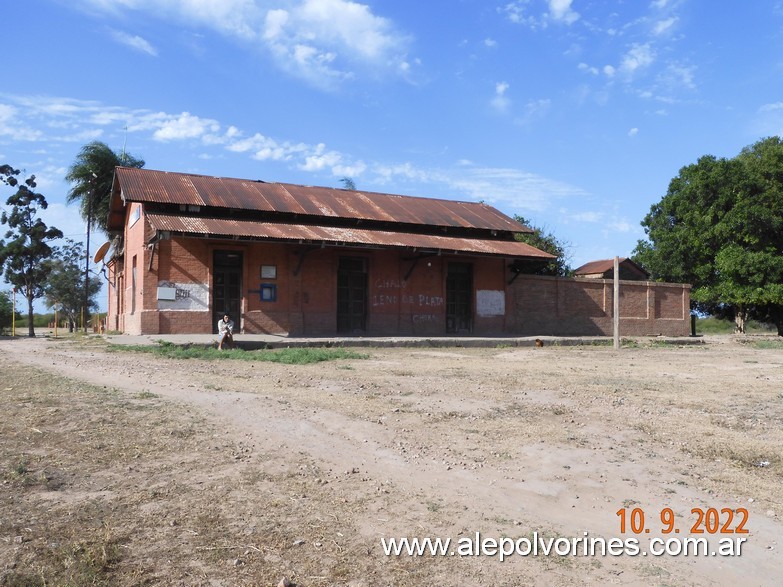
102,333 -> 705,350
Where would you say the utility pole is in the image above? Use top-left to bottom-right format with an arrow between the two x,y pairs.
613,256 -> 620,349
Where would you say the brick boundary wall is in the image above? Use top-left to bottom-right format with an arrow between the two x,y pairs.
507,275 -> 691,337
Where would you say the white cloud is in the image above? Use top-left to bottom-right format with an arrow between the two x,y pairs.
603,65 -> 616,77
569,211 -> 603,223
548,0 -> 579,25
491,82 -> 511,114
620,43 -> 655,75
75,0 -> 413,90
502,0 -> 578,28
148,112 -> 221,141
484,38 -> 497,48
372,162 -> 432,184
753,102 -> 783,136
263,0 -> 412,88
371,162 -> 588,213
608,219 -> 633,233
501,2 -> 536,27
0,103 -> 43,141
759,102 -> 783,112
109,30 -> 158,55
515,98 -> 551,126
628,127 -> 639,137
446,165 -> 588,212
578,63 -> 599,75
652,16 -> 678,35
333,160 -> 367,177
2,92 -> 590,220
299,143 -> 342,171
660,63 -> 696,90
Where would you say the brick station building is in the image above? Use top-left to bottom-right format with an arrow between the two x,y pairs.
104,167 -> 691,337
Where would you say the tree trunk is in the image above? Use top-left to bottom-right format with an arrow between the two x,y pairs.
734,305 -> 747,334
772,305 -> 783,337
26,295 -> 35,338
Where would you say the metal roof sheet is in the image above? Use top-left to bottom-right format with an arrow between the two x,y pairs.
573,258 -> 649,276
113,167 -> 531,233
145,213 -> 555,259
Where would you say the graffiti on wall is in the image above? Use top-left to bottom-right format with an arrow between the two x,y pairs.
370,277 -> 445,310
157,281 -> 209,311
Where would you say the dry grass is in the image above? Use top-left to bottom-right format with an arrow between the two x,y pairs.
2,338 -> 782,586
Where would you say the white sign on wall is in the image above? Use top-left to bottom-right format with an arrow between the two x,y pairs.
476,290 -> 505,317
157,281 -> 209,311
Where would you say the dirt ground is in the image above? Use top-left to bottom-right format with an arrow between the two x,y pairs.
1,335 -> 782,586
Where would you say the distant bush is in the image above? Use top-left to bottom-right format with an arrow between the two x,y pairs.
696,316 -> 773,335
15,312 -> 56,328
0,291 -> 16,333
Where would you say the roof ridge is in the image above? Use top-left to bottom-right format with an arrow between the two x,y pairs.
116,166 -> 491,208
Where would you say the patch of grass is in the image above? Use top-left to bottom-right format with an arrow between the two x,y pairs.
14,458 -> 29,477
753,339 -> 783,350
4,457 -> 50,488
109,341 -> 368,364
3,532 -> 126,587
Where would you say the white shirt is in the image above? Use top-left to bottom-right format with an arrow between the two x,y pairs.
218,318 -> 234,335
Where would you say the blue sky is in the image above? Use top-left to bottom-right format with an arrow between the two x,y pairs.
2,0 -> 783,310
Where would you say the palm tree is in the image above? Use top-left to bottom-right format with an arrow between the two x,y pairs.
66,141 -> 144,332
66,141 -> 144,234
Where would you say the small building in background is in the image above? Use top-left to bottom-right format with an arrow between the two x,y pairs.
573,258 -> 650,281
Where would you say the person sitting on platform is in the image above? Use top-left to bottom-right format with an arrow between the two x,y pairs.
217,314 -> 235,350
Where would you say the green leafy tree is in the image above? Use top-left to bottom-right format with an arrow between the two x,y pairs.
634,137 -> 783,335
45,239 -> 102,332
0,290 -> 16,333
66,141 -> 144,234
512,215 -> 571,276
0,169 -> 64,337
339,177 -> 356,190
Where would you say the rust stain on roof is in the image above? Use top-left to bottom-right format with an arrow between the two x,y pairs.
113,167 -> 531,233
573,258 -> 649,276
146,213 -> 554,259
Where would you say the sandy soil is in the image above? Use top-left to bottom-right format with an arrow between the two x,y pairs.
1,336 -> 782,586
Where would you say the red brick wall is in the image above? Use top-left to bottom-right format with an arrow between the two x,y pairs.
108,211 -> 690,338
507,275 -> 690,336
106,202 -> 150,335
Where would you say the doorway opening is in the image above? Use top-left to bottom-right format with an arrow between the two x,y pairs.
213,250 -> 243,333
337,256 -> 368,333
446,262 -> 472,334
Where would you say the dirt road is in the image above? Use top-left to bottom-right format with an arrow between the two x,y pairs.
1,336 -> 781,586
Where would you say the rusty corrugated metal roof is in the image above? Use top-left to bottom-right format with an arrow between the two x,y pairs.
146,213 -> 555,259
113,167 -> 531,233
573,258 -> 649,276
